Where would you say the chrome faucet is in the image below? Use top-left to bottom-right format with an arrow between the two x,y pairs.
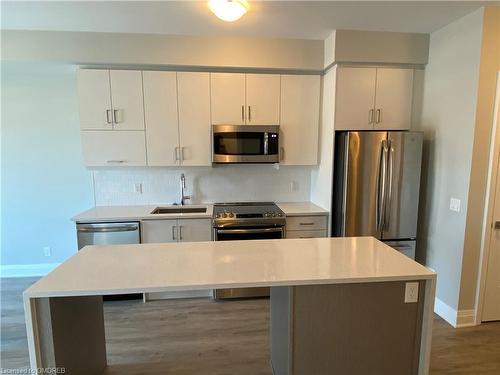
180,173 -> 191,206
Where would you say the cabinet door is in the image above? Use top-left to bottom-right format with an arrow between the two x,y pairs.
77,69 -> 113,130
374,68 -> 413,130
335,67 -> 376,131
178,72 -> 211,166
109,70 -> 145,130
210,73 -> 246,125
178,219 -> 212,242
143,71 -> 180,166
280,75 -> 320,165
80,131 -> 146,167
246,74 -> 281,125
141,219 -> 178,243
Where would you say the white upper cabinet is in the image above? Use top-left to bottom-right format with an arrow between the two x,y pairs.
108,70 -> 145,130
246,74 -> 280,125
280,75 -> 320,165
77,69 -> 113,130
81,131 -> 146,167
177,72 -> 212,166
210,73 -> 281,125
143,71 -> 180,166
210,73 -> 246,125
77,69 -> 145,131
374,68 -> 413,130
335,67 -> 414,131
335,67 -> 377,131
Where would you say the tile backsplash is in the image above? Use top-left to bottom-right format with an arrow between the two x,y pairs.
92,165 -> 312,206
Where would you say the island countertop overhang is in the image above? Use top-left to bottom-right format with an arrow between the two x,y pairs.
24,237 -> 435,298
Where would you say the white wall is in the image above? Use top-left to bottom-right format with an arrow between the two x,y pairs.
1,62 -> 94,268
310,67 -> 336,213
415,9 -> 484,313
93,166 -> 311,206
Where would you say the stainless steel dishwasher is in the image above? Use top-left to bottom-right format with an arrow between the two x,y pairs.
76,222 -> 140,250
76,221 -> 141,301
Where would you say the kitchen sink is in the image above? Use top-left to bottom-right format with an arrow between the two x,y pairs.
151,207 -> 207,214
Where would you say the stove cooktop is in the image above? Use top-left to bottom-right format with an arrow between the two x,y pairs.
212,202 -> 285,226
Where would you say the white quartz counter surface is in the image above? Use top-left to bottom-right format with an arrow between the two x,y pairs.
25,237 -> 434,298
71,204 -> 214,222
72,202 -> 327,222
277,202 -> 328,216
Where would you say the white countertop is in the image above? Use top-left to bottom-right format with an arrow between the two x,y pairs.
71,204 -> 214,222
25,237 -> 434,298
277,202 -> 328,216
72,202 -> 327,222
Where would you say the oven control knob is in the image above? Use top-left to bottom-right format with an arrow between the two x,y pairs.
215,214 -> 220,218
272,213 -> 277,217
278,213 -> 283,217
222,213 -> 228,218
264,212 -> 270,217
228,213 -> 234,218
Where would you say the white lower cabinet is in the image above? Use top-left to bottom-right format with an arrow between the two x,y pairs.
141,218 -> 212,301
141,219 -> 212,244
80,131 -> 146,167
285,215 -> 328,239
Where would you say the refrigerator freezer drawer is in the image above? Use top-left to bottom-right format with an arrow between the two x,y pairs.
384,240 -> 416,260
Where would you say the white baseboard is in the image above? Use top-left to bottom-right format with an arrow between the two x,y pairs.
0,263 -> 61,278
434,297 -> 477,328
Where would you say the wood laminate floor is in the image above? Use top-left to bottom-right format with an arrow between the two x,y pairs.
2,277 -> 500,374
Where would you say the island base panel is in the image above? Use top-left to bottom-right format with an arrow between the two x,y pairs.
28,296 -> 107,375
271,281 -> 426,375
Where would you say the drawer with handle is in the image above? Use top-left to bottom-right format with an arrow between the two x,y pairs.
286,215 -> 327,231
286,230 -> 327,239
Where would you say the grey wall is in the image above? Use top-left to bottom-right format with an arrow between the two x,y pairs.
415,8 -> 484,310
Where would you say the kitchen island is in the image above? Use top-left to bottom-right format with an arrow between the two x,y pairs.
24,237 -> 435,375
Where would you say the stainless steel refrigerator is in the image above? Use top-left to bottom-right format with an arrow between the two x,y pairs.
332,131 -> 423,259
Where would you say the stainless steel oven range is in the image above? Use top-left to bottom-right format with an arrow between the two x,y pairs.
212,202 -> 285,299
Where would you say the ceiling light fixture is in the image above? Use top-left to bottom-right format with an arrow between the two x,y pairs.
208,0 -> 249,22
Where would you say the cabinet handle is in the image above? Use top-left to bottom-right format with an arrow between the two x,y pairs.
241,105 -> 245,122
494,221 -> 500,230
376,109 -> 381,124
179,225 -> 183,241
299,222 -> 315,226
106,160 -> 125,164
174,147 -> 180,163
106,109 -> 112,124
248,106 -> 251,122
172,226 -> 177,241
280,147 -> 285,161
181,147 -> 185,162
369,109 -> 374,124
113,109 -> 119,124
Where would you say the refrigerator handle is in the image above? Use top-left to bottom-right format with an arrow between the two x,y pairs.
376,140 -> 388,232
385,142 -> 394,230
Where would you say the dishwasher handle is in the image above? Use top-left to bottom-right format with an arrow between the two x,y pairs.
77,224 -> 139,233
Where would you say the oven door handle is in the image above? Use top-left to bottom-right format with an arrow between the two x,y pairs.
216,228 -> 283,234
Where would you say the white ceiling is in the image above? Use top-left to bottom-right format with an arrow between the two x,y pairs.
1,1 -> 491,40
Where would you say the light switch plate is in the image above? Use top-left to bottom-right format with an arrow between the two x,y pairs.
450,198 -> 461,212
404,282 -> 419,303
134,183 -> 143,194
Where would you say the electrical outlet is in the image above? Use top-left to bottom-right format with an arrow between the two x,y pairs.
404,282 -> 419,303
43,246 -> 52,257
134,183 -> 143,194
450,197 -> 461,212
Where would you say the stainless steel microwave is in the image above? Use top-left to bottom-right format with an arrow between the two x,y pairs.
212,124 -> 280,164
